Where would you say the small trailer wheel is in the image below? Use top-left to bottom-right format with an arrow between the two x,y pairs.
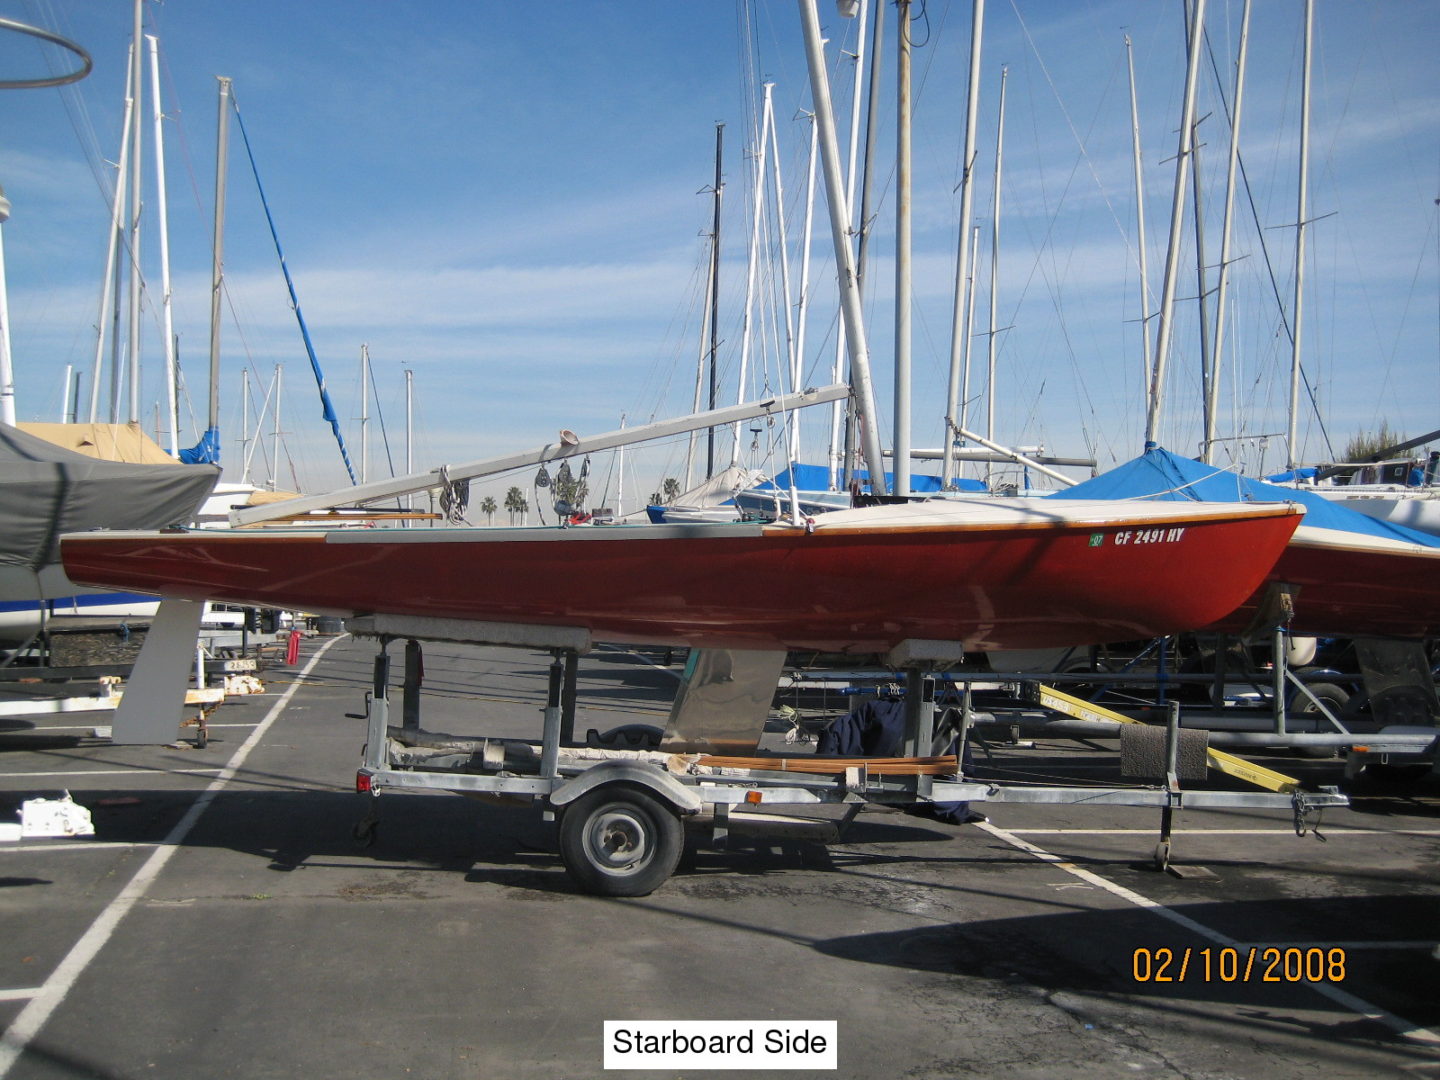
352,819 -> 378,848
558,784 -> 683,897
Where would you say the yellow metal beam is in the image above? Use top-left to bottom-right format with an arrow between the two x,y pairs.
1034,684 -> 1300,794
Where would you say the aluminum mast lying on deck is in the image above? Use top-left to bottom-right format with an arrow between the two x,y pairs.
229,384 -> 851,526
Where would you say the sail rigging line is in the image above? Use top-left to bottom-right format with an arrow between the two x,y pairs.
362,354 -> 406,499
996,3 -> 1134,465
228,91 -> 358,485
1005,0 -> 1135,266
88,43 -> 134,425
1198,18 -> 1334,463
25,3 -> 111,212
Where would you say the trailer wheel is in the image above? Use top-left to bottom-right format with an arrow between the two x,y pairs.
1290,682 -> 1349,758
351,819 -> 377,848
558,784 -> 682,897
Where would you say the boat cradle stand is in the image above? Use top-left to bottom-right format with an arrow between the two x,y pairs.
342,615 -> 1348,897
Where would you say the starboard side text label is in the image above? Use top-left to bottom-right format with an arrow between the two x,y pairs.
604,1021 -> 838,1070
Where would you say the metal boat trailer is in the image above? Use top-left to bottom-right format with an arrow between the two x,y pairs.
345,615 -> 1348,897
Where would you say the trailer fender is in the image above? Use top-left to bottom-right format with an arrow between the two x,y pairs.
549,761 -> 703,815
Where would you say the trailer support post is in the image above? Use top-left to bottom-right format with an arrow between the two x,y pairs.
402,638 -> 422,732
365,640 -> 392,771
540,651 -> 564,779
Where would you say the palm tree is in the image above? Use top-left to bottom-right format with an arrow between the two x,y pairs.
479,496 -> 497,525
504,486 -> 528,525
662,477 -> 681,504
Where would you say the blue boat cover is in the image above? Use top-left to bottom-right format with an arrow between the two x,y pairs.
178,425 -> 221,465
1053,446 -> 1440,548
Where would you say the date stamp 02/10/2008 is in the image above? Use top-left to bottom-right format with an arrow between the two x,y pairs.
1132,946 -> 1348,984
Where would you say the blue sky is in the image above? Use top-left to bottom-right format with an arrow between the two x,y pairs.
2,1 -> 1436,511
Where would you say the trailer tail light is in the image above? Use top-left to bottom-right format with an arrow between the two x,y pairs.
356,771 -> 373,793
745,790 -> 764,805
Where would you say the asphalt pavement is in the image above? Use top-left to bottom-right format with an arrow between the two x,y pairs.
2,634 -> 1437,1079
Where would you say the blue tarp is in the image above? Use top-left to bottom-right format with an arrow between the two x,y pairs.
178,426 -> 221,465
751,462 -> 986,494
1053,445 -> 1440,548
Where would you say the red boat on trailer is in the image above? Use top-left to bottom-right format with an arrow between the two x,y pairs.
1212,525 -> 1440,640
60,497 -> 1301,654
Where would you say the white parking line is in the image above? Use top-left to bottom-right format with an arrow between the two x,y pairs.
1008,835 -> 1440,840
597,644 -> 685,679
0,768 -> 223,780
0,992 -> 37,1005
0,636 -> 342,1077
976,819 -> 1440,1046
0,842 -> 158,855
0,721 -> 257,733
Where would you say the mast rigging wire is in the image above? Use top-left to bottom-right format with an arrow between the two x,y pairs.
229,90 -> 358,485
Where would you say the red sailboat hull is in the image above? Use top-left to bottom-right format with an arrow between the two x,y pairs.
1210,526 -> 1440,639
60,500 -> 1302,654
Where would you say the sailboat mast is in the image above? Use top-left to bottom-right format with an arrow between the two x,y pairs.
797,0 -> 888,493
360,343 -> 370,484
706,122 -> 724,480
960,223 -> 980,445
147,34 -> 179,456
893,0 -> 913,498
208,77 -> 231,446
242,367 -> 272,482
730,82 -> 774,466
1125,34 -> 1153,416
272,364 -> 282,491
1287,0 -> 1313,472
828,0 -> 873,490
57,366 -> 72,424
1206,0 -> 1252,465
89,46 -> 133,424
986,66 -> 1007,488
762,99 -> 809,526
1144,0 -> 1208,448
686,128 -> 722,491
405,368 -> 413,474
686,222 -> 713,490
108,236 -> 123,422
1191,116 -> 1213,456
405,366 -> 414,521
616,415 -> 626,519
0,185 -> 12,426
766,94 -> 798,413
943,0 -> 985,490
240,368 -> 252,484
790,113 -> 819,505
125,0 -> 143,424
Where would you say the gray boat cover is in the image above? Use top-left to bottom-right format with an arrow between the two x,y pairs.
0,422 -> 220,571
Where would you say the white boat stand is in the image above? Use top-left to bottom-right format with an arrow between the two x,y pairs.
342,615 -> 1348,896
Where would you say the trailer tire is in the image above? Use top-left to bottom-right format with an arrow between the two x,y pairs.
1290,682 -> 1349,758
558,784 -> 682,897
351,819 -> 377,848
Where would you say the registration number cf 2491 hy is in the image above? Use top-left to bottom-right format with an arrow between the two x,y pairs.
1105,526 -> 1187,546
